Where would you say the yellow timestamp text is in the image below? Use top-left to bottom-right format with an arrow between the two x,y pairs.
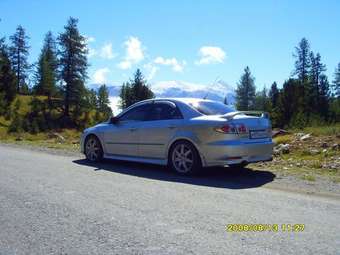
226,224 -> 305,232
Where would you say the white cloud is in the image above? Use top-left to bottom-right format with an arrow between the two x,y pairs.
154,57 -> 186,72
117,60 -> 132,70
84,36 -> 97,58
93,68 -> 110,84
117,36 -> 144,69
144,63 -> 159,80
85,36 -> 96,43
88,48 -> 97,58
196,46 -> 226,65
100,43 -> 115,59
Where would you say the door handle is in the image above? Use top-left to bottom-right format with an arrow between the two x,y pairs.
129,128 -> 137,132
167,126 -> 177,129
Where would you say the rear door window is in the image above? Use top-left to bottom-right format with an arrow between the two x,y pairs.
147,102 -> 183,121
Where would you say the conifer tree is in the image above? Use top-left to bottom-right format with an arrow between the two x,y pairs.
235,66 -> 256,111
119,69 -> 154,109
333,63 -> 340,98
35,31 -> 58,104
58,17 -> 88,120
97,84 -> 112,119
0,37 -> 16,105
9,25 -> 30,93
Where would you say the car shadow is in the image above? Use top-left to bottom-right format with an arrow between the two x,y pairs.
73,158 -> 275,190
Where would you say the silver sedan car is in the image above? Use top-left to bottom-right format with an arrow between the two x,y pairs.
80,98 -> 273,175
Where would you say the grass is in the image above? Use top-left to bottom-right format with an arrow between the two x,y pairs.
0,128 -> 81,151
273,134 -> 293,145
291,123 -> 340,137
301,174 -> 316,182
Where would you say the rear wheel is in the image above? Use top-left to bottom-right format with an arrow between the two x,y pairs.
85,135 -> 103,162
169,140 -> 201,175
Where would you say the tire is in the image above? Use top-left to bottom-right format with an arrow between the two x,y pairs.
169,140 -> 202,175
85,135 -> 103,162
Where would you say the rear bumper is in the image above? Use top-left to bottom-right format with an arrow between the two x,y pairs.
202,139 -> 274,167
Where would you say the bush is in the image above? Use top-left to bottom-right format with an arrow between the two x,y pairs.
8,114 -> 23,133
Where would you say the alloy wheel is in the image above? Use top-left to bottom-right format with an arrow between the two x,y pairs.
85,137 -> 101,162
172,143 -> 194,173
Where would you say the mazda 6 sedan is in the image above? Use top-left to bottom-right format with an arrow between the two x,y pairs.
80,98 -> 273,175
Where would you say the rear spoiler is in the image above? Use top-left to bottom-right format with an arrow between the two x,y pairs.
222,111 -> 270,120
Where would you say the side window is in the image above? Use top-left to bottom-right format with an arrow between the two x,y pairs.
147,102 -> 183,121
119,104 -> 151,122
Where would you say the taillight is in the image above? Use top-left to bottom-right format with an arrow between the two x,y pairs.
215,124 -> 236,134
236,124 -> 247,134
215,123 -> 248,134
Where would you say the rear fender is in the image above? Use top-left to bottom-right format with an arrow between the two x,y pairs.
166,131 -> 206,166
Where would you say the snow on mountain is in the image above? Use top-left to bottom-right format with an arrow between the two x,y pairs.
87,80 -> 235,115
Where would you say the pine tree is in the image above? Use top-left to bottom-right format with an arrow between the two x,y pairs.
309,51 -> 326,112
235,66 -> 256,111
119,82 -> 131,109
9,25 -> 30,93
292,38 -> 314,122
97,84 -> 112,119
58,17 -> 88,120
293,38 -> 311,83
0,37 -> 16,105
318,74 -> 330,120
269,82 -> 279,109
119,69 -> 154,109
333,62 -> 340,98
88,89 -> 98,109
277,79 -> 302,127
35,31 -> 58,104
254,87 -> 270,112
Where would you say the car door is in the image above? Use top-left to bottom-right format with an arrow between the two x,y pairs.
138,101 -> 183,159
104,103 -> 151,157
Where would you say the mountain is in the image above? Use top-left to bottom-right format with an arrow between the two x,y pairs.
87,80 -> 235,114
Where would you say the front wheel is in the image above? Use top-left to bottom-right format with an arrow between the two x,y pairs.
169,141 -> 201,175
85,135 -> 103,162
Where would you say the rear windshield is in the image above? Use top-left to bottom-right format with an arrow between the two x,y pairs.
189,101 -> 235,115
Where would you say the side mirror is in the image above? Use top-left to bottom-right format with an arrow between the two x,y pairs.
110,116 -> 119,124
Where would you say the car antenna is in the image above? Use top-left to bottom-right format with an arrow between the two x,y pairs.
203,76 -> 220,99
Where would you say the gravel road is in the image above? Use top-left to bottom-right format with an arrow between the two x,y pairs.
0,145 -> 339,255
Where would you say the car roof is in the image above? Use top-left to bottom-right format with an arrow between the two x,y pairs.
116,97 -> 213,117
139,97 -> 216,104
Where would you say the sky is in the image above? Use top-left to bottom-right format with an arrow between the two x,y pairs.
0,0 -> 340,90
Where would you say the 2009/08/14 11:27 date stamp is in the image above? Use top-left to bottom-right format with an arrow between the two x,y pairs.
226,224 -> 305,232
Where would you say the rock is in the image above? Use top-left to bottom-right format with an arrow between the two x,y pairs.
272,129 -> 289,138
15,136 -> 23,141
296,132 -> 305,137
274,143 -> 290,155
296,162 -> 302,167
322,149 -> 327,153
309,149 -> 320,155
331,144 -> 340,151
48,132 -> 65,143
300,133 -> 311,141
321,142 -> 328,148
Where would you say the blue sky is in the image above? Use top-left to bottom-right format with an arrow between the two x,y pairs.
1,0 -> 339,90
